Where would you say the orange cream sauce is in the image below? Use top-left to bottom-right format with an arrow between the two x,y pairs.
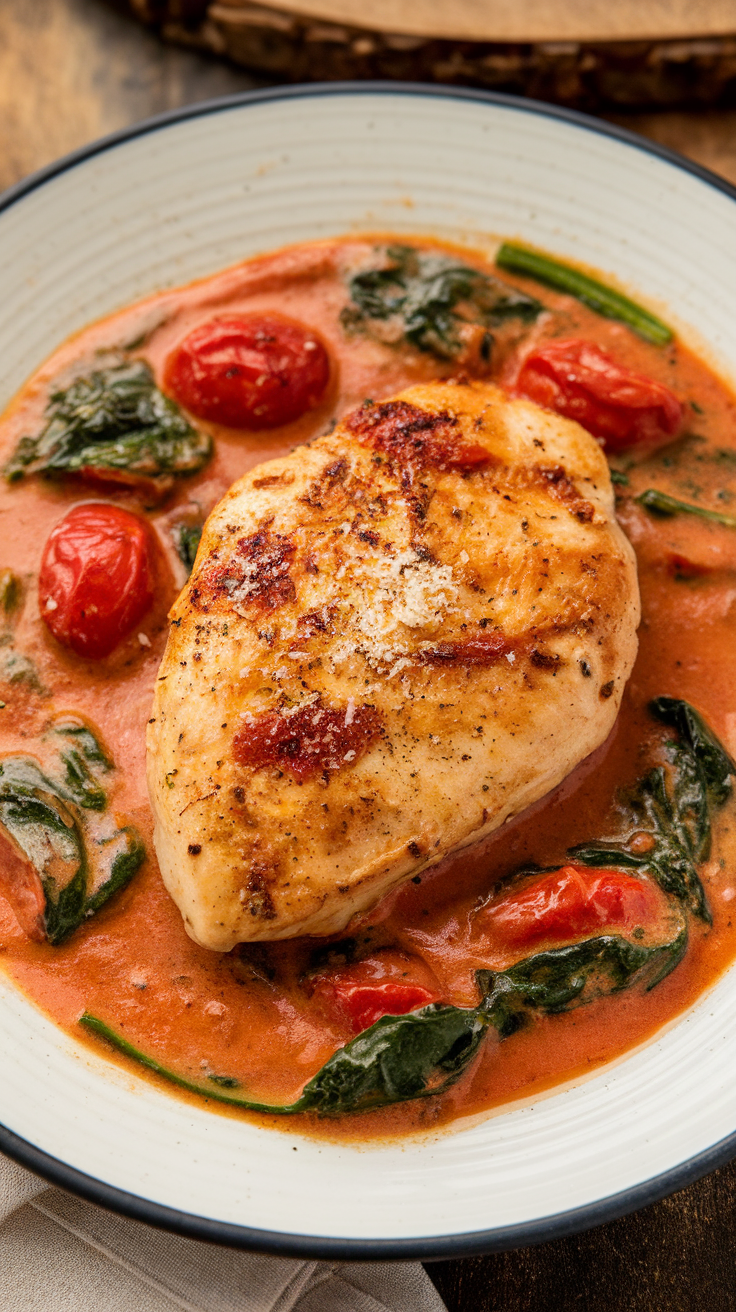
0,235 -> 735,1141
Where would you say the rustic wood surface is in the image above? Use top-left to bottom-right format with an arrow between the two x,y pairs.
118,2 -> 736,114
1,1 -> 736,1308
130,0 -> 736,44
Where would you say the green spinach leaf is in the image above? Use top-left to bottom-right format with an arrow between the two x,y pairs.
342,245 -> 541,360
297,1000 -> 489,1114
43,867 -> 89,947
55,721 -> 112,770
491,930 -> 687,1016
652,695 -> 735,813
79,1013 -> 300,1115
54,721 -> 112,813
0,729 -> 144,945
84,829 -> 146,918
171,522 -> 203,576
4,361 -> 211,489
571,698 -> 733,922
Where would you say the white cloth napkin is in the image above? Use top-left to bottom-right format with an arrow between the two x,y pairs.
0,1156 -> 447,1312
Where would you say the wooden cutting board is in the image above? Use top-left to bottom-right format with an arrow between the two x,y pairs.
127,0 -> 736,109
210,0 -> 736,42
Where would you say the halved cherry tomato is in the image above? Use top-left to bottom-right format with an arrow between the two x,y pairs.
164,314 -> 330,430
478,865 -> 664,948
39,504 -> 157,659
312,954 -> 440,1034
515,338 -> 683,453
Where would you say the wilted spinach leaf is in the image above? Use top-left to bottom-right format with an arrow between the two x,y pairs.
571,697 -> 734,922
652,695 -> 735,814
55,721 -> 112,771
4,361 -> 211,490
297,999 -> 489,1114
171,522 -> 203,576
492,930 -> 687,1016
0,726 -> 144,945
342,245 -> 541,360
84,828 -> 146,919
54,720 -> 112,813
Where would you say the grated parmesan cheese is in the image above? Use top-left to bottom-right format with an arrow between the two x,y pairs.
329,548 -> 460,671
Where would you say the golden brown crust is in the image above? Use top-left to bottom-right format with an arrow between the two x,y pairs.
147,380 -> 640,951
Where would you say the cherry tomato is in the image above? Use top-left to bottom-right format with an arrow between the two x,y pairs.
478,865 -> 664,948
164,314 -> 330,430
312,955 -> 440,1034
39,504 -> 157,659
515,338 -> 683,453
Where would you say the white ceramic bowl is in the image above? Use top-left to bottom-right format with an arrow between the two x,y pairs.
1,86 -> 736,1257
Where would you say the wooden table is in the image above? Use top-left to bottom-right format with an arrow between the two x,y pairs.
2,1 -> 736,1306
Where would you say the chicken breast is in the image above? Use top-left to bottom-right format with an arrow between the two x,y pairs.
147,380 -> 639,951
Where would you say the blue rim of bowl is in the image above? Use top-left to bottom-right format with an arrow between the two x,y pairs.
1,81 -> 736,1259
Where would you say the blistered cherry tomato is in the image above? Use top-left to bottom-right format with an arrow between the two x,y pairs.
164,314 -> 330,430
479,865 -> 664,947
515,338 -> 683,453
39,504 -> 157,659
312,955 -> 440,1034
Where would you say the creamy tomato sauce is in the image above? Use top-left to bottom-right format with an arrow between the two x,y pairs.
0,236 -> 735,1141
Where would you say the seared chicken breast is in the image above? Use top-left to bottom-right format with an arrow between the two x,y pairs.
147,381 -> 639,951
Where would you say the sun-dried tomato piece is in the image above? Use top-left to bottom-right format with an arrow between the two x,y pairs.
233,700 -> 382,781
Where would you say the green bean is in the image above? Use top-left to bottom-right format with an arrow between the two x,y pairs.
496,243 -> 673,346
